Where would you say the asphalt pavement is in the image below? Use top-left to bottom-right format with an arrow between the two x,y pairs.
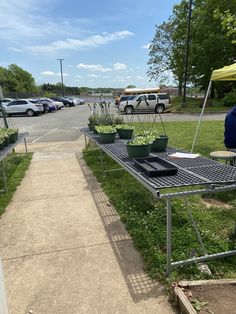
0,103 -> 226,143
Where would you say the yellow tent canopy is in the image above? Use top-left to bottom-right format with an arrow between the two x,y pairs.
192,62 -> 236,152
211,62 -> 236,81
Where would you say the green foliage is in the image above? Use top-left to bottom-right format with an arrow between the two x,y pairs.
3,64 -> 37,93
43,91 -> 57,98
223,90 -> 236,106
113,116 -> 124,125
215,9 -> 236,44
148,0 -> 236,93
115,124 -> 133,130
171,96 -> 226,112
0,128 -> 18,146
128,135 -> 153,145
40,83 -> 81,95
95,125 -> 116,133
0,153 -> 32,216
126,85 -> 136,88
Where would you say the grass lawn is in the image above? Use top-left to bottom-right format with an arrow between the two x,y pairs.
0,152 -> 32,216
83,120 -> 236,285
171,96 -> 229,113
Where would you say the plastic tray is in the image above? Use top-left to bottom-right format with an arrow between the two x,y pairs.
133,156 -> 178,177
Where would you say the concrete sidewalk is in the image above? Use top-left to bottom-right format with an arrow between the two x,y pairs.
0,138 -> 174,314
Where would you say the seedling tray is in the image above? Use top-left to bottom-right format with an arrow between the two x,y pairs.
134,156 -> 178,177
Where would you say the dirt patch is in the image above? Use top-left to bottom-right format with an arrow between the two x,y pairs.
202,198 -> 232,209
184,284 -> 236,313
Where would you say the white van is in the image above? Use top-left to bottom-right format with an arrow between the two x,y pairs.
118,93 -> 171,114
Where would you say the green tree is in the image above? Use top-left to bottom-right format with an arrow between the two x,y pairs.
126,84 -> 136,88
148,0 -> 236,96
7,64 -> 37,92
215,9 -> 236,44
148,1 -> 189,95
0,67 -> 10,93
190,0 -> 236,95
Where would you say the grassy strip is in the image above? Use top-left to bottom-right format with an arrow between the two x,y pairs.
0,153 -> 32,216
171,96 -> 228,113
83,121 -> 236,284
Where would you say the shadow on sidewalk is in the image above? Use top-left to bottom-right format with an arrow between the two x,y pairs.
77,154 -> 168,304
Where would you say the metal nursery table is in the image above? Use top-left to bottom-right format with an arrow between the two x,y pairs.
81,128 -> 236,275
0,132 -> 28,193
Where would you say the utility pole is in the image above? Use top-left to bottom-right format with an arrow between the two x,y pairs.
182,0 -> 193,108
57,58 -> 64,97
0,85 -> 8,129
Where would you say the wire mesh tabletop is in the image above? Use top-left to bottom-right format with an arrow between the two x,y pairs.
82,128 -> 236,272
81,128 -> 236,193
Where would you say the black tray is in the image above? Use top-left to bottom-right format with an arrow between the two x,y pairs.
133,156 -> 178,177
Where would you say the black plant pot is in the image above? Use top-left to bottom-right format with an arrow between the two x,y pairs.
151,135 -> 168,152
117,128 -> 133,139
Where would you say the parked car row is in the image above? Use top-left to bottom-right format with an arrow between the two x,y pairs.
0,96 -> 85,117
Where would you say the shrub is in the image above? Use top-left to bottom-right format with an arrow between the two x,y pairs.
223,90 -> 236,107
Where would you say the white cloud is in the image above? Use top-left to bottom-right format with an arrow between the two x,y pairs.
41,71 -> 68,77
76,75 -> 83,78
87,74 -> 99,78
142,44 -> 151,49
77,63 -> 112,72
18,30 -> 134,54
1,0 -> 95,46
113,62 -> 127,71
136,75 -> 145,80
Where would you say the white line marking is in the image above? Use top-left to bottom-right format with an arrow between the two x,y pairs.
32,128 -> 58,143
19,128 -> 26,132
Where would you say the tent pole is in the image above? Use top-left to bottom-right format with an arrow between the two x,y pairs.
191,80 -> 212,153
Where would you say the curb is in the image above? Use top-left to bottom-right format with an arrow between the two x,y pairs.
173,279 -> 236,314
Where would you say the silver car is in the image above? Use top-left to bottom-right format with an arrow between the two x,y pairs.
2,99 -> 43,117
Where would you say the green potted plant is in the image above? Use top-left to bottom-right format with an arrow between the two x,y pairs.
3,132 -> 10,147
150,130 -> 168,152
88,114 -> 100,133
95,125 -> 117,144
116,124 -> 134,139
0,136 -> 5,151
7,128 -> 18,143
126,135 -> 153,158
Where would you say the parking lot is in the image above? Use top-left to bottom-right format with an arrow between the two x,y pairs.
0,103 -> 226,143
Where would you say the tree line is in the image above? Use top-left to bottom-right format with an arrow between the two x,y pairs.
0,64 -> 118,97
147,0 -> 236,97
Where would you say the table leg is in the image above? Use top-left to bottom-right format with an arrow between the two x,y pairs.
166,199 -> 172,275
84,134 -> 88,148
24,138 -> 28,153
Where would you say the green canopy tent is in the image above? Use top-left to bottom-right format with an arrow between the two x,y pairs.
191,62 -> 236,152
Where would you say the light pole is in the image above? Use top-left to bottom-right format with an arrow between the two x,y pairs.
182,0 -> 193,107
57,58 -> 64,97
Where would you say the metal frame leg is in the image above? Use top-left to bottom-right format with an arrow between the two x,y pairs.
166,199 -> 172,275
84,134 -> 88,148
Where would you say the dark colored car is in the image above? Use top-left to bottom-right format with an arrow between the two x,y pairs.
29,99 -> 49,113
52,97 -> 74,107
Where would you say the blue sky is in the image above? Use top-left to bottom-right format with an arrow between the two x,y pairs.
1,0 -> 179,88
